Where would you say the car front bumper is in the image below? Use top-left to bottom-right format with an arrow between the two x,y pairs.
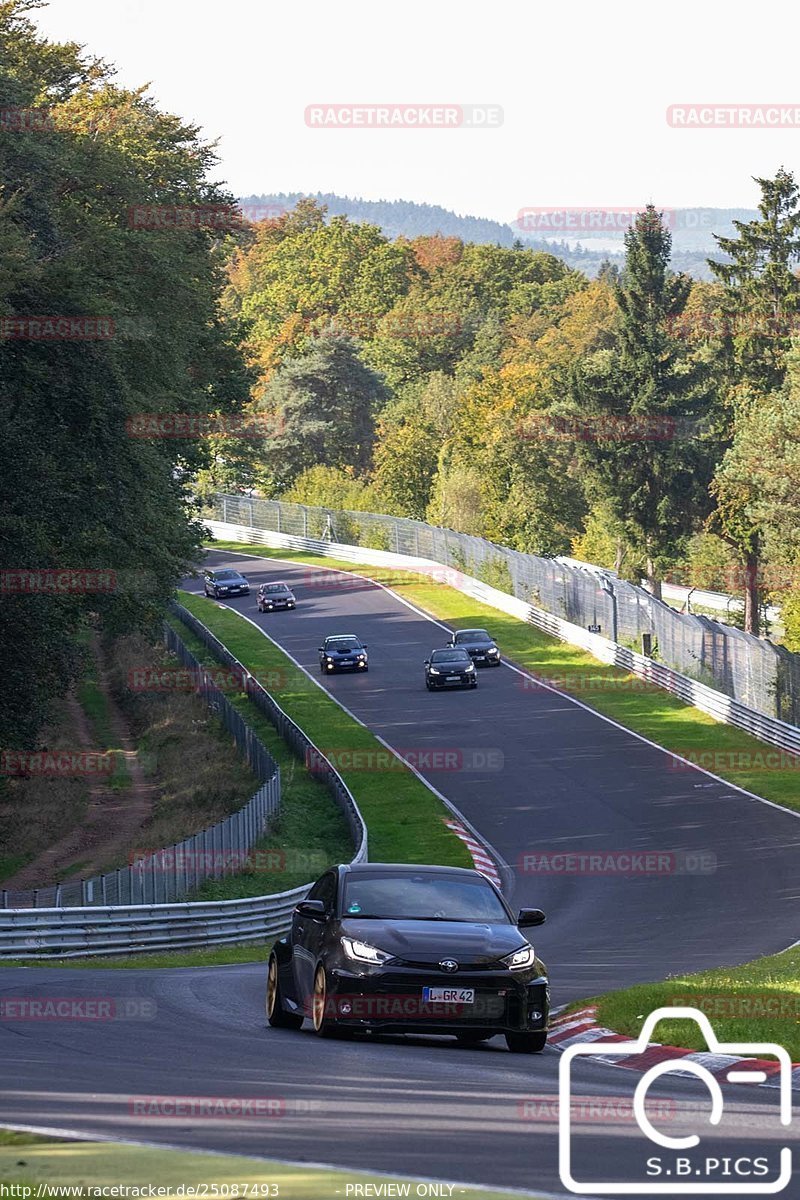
326,966 -> 549,1034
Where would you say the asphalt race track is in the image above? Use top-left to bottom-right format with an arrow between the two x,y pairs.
1,549 -> 798,1197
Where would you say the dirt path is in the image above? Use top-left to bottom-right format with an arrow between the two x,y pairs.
3,635 -> 158,890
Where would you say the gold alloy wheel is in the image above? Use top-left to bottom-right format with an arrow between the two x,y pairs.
266,957 -> 278,1019
312,965 -> 327,1032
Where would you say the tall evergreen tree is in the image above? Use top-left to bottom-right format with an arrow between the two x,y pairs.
706,168 -> 800,632
565,207 -> 718,597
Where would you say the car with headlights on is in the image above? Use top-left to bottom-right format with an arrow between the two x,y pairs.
203,568 -> 250,598
424,647 -> 477,690
449,628 -> 501,666
266,863 -> 549,1052
319,634 -> 369,673
257,581 -> 296,612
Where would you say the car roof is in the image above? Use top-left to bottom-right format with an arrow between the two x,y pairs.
325,633 -> 360,640
337,862 -> 487,879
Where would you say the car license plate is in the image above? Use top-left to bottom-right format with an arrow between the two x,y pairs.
446,674 -> 460,682
422,987 -> 475,1003
475,654 -> 485,661
341,659 -> 353,665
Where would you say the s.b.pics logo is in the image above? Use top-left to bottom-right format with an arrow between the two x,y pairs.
559,1007 -> 792,1194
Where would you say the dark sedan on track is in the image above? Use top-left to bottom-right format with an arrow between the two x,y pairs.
257,581 -> 296,612
449,628 -> 501,666
424,647 -> 477,690
319,634 -> 369,673
267,863 -> 549,1052
203,568 -> 250,598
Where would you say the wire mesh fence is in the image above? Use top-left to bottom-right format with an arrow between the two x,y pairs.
208,492 -> 800,727
1,623 -> 281,910
170,601 -> 368,864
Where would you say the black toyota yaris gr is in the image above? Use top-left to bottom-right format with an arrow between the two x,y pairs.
266,863 -> 549,1052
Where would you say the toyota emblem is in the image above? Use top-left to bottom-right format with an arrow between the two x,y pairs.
439,959 -> 459,973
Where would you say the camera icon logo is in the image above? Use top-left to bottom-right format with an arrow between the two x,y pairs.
559,1006 -> 792,1194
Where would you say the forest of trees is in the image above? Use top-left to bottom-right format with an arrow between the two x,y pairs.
210,184 -> 800,647
3,0 -> 800,754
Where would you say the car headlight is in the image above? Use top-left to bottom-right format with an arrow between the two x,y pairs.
466,663 -> 476,672
326,656 -> 334,663
429,667 -> 441,675
357,653 -> 367,660
341,937 -> 392,965
503,944 -> 536,970
488,647 -> 499,656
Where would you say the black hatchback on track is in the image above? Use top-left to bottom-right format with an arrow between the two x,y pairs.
267,863 -> 549,1052
424,647 -> 477,690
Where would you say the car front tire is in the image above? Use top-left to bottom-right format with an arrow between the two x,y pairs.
266,955 -> 303,1030
505,1031 -> 547,1054
312,964 -> 339,1038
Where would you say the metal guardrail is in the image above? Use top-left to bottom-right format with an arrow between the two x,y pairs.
208,493 -> 800,727
0,608 -> 368,958
0,887 -> 311,959
204,514 -> 800,757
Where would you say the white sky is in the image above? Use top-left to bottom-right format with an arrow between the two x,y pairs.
31,0 -> 800,223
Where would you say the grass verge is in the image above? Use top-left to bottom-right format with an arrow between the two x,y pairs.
207,540 -> 800,814
0,942 -> 270,969
572,945 -> 800,1060
0,1131 -> 542,1199
163,617 -> 354,898
175,592 -> 472,869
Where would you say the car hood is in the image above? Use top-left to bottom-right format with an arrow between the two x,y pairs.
458,641 -> 496,650
339,918 -> 527,963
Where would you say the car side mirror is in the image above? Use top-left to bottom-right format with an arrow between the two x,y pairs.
318,647 -> 324,653
362,644 -> 368,649
446,640 -> 455,647
517,908 -> 546,928
423,659 -> 430,666
296,899 -> 327,919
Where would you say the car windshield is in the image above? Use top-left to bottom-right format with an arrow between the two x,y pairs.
341,873 -> 509,922
263,584 -> 288,593
327,638 -> 360,652
431,649 -> 470,663
213,570 -> 239,580
455,630 -> 491,644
